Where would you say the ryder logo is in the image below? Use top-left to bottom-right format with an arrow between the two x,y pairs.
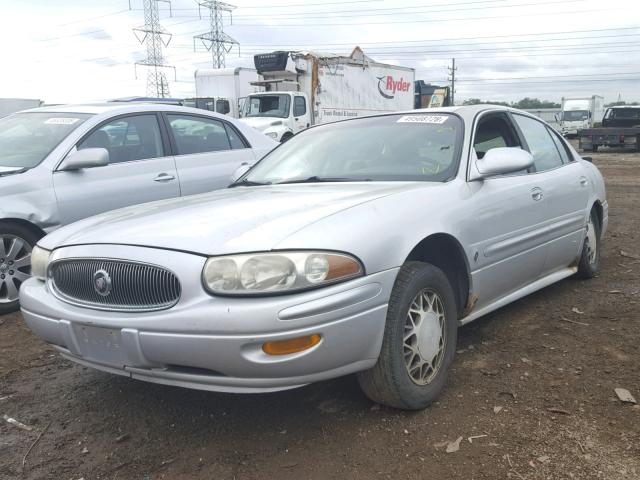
377,76 -> 411,99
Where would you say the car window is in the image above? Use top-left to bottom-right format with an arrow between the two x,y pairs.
167,114 -> 232,155
242,113 -> 463,183
293,96 -> 306,117
473,115 -> 520,159
547,127 -> 571,163
513,114 -> 563,172
78,114 -> 164,164
224,123 -> 248,149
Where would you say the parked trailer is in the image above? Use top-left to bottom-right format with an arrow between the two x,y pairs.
238,47 -> 415,142
0,98 -> 42,117
578,106 -> 640,152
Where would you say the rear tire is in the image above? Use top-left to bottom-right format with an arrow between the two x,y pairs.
0,223 -> 41,315
358,262 -> 458,410
576,210 -> 600,279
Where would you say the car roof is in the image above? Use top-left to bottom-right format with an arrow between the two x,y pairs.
21,103 -> 217,116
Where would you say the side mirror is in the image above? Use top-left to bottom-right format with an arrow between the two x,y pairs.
582,156 -> 593,163
58,148 -> 109,171
471,147 -> 534,180
230,162 -> 251,182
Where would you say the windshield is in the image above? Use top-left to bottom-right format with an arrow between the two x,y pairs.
0,112 -> 91,168
241,113 -> 462,184
562,110 -> 589,121
243,94 -> 291,118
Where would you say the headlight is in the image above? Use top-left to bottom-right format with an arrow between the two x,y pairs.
202,251 -> 363,295
265,132 -> 278,139
30,246 -> 51,281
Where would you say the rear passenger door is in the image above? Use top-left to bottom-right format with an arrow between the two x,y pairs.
164,113 -> 257,196
512,114 -> 590,276
53,113 -> 180,226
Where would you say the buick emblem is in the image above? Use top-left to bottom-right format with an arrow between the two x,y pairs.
93,269 -> 112,297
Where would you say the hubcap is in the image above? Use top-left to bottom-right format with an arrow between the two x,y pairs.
585,218 -> 597,265
403,289 -> 446,385
0,235 -> 32,304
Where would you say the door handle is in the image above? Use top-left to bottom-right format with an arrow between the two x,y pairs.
579,176 -> 589,187
531,187 -> 543,201
154,173 -> 175,182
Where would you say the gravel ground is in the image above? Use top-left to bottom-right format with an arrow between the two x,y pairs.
1,145 -> 639,480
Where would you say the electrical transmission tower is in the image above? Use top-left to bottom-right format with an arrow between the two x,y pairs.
132,0 -> 175,97
193,1 -> 240,69
447,58 -> 457,106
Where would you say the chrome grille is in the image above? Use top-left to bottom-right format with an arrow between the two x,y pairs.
49,259 -> 181,312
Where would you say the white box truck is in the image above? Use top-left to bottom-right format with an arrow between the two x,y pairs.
558,95 -> 604,137
238,47 -> 415,142
191,67 -> 262,117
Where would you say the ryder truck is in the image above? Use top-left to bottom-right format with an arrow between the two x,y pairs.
238,47 -> 415,142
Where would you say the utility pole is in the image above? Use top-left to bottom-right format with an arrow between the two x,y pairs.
447,58 -> 457,106
132,0 -> 176,97
193,1 -> 240,69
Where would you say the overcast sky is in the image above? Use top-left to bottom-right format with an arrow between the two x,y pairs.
0,0 -> 638,104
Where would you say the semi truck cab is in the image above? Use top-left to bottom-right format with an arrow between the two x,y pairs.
239,92 -> 311,142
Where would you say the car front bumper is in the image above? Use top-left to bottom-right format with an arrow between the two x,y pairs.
20,244 -> 397,393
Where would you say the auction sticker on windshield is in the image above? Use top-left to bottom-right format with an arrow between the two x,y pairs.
44,118 -> 80,125
397,115 -> 448,124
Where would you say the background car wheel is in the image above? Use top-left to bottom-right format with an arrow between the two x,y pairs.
576,210 -> 601,279
0,223 -> 41,314
358,261 -> 458,410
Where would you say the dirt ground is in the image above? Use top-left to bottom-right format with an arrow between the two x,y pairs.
1,145 -> 639,480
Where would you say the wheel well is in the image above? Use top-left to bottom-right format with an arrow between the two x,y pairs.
405,233 -> 471,315
0,218 -> 46,240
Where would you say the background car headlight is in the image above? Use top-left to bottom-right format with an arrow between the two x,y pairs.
30,246 -> 51,281
202,251 -> 363,295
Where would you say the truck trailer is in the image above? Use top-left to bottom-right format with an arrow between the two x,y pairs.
558,95 -> 604,137
193,67 -> 262,117
238,47 -> 415,142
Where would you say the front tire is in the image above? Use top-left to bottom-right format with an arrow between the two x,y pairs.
358,262 -> 458,410
0,224 -> 41,314
576,210 -> 601,279
280,132 -> 294,143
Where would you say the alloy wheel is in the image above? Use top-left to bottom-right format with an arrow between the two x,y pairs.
0,235 -> 32,304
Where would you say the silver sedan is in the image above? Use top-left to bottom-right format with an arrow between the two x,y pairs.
20,105 -> 607,409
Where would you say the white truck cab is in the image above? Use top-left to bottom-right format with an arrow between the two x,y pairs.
239,92 -> 310,142
559,96 -> 604,137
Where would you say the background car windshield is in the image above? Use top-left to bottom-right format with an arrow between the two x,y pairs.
244,113 -> 462,183
0,112 -> 91,168
562,110 -> 589,121
244,95 -> 290,118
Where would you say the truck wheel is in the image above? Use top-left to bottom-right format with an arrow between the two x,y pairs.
0,223 -> 41,314
591,145 -> 598,152
576,210 -> 600,279
357,262 -> 458,410
280,132 -> 294,143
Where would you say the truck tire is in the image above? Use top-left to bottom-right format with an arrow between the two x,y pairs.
280,132 -> 294,143
591,145 -> 598,152
0,223 -> 42,314
357,261 -> 458,410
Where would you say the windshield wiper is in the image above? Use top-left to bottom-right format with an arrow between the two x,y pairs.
228,179 -> 272,188
276,176 -> 371,185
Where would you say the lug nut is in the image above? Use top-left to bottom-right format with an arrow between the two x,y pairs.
8,260 -> 13,265
0,274 -> 4,279
9,270 -> 14,275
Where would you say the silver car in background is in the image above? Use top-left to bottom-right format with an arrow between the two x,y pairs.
20,105 -> 607,409
0,103 -> 277,313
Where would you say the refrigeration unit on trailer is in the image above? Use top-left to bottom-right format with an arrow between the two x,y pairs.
238,47 -> 415,142
192,67 -> 262,117
559,96 -> 604,137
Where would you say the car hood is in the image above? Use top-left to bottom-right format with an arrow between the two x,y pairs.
40,183 -> 423,255
239,116 -> 283,131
